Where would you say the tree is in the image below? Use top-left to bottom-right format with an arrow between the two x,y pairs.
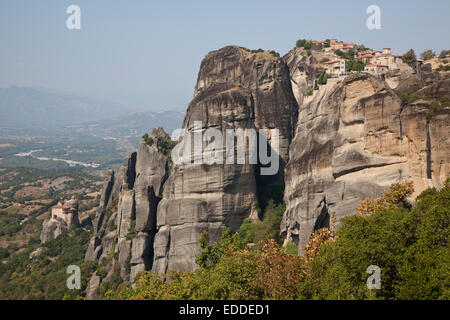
296,39 -> 311,50
296,39 -> 307,48
402,49 -> 417,64
347,59 -> 366,72
298,179 -> 450,300
438,49 -> 450,58
420,50 -> 436,61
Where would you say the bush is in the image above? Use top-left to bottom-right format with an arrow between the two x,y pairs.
347,59 -> 366,72
142,133 -> 154,146
402,49 -> 417,65
436,65 -> 450,71
0,247 -> 9,259
118,235 -> 305,300
96,267 -> 107,279
420,50 -> 436,61
270,50 -> 280,58
396,91 -> 419,107
115,180 -> 449,301
318,71 -> 330,85
126,220 -> 137,240
438,49 -> 450,58
157,137 -> 177,157
282,241 -> 298,255
296,39 -> 310,49
298,179 -> 450,300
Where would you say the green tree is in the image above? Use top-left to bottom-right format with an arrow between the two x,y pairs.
438,49 -> 450,58
420,50 -> 436,61
298,179 -> 450,300
402,49 -> 417,64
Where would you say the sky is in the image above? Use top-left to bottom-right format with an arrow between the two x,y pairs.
1,0 -> 449,111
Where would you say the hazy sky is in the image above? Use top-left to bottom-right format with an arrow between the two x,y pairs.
1,0 -> 449,111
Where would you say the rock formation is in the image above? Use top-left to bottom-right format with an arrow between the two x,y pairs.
280,48 -> 450,252
152,46 -> 298,274
85,127 -> 169,298
83,46 -> 299,297
83,44 -> 450,298
40,197 -> 79,244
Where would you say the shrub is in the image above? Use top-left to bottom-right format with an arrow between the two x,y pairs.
402,49 -> 417,65
318,71 -> 330,85
296,39 -> 311,49
96,267 -> 107,279
420,50 -> 436,61
438,49 -> 450,58
115,180 -> 450,301
436,65 -> 450,71
157,137 -> 177,158
270,50 -> 280,58
396,91 -> 419,107
118,235 -> 305,300
347,59 -> 366,72
298,179 -> 449,300
142,133 -> 154,146
126,220 -> 137,241
356,181 -> 414,216
282,241 -> 298,255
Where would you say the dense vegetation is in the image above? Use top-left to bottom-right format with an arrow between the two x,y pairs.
1,169 -> 448,300
0,167 -> 102,299
0,229 -> 92,299
295,39 -> 312,49
402,49 -> 417,65
113,179 -> 449,300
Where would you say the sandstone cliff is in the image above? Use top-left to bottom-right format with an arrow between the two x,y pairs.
280,50 -> 450,252
152,46 -> 298,274
83,46 -> 299,297
84,128 -> 168,298
83,45 -> 449,298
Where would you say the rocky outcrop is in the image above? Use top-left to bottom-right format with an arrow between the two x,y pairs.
84,127 -> 169,297
83,46 -> 299,297
40,218 -> 67,244
40,197 -> 79,244
283,47 -> 326,106
281,62 -> 450,253
82,44 -> 450,298
152,46 -> 298,274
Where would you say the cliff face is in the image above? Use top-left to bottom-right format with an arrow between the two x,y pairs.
283,47 -> 326,106
83,45 -> 450,298
85,128 -> 168,298
83,46 -> 299,297
153,46 -> 298,273
280,50 -> 450,252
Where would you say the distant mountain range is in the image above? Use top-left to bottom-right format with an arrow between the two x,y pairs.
65,109 -> 185,139
0,86 -> 185,137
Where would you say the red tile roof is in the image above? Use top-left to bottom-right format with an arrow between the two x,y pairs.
324,59 -> 348,64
